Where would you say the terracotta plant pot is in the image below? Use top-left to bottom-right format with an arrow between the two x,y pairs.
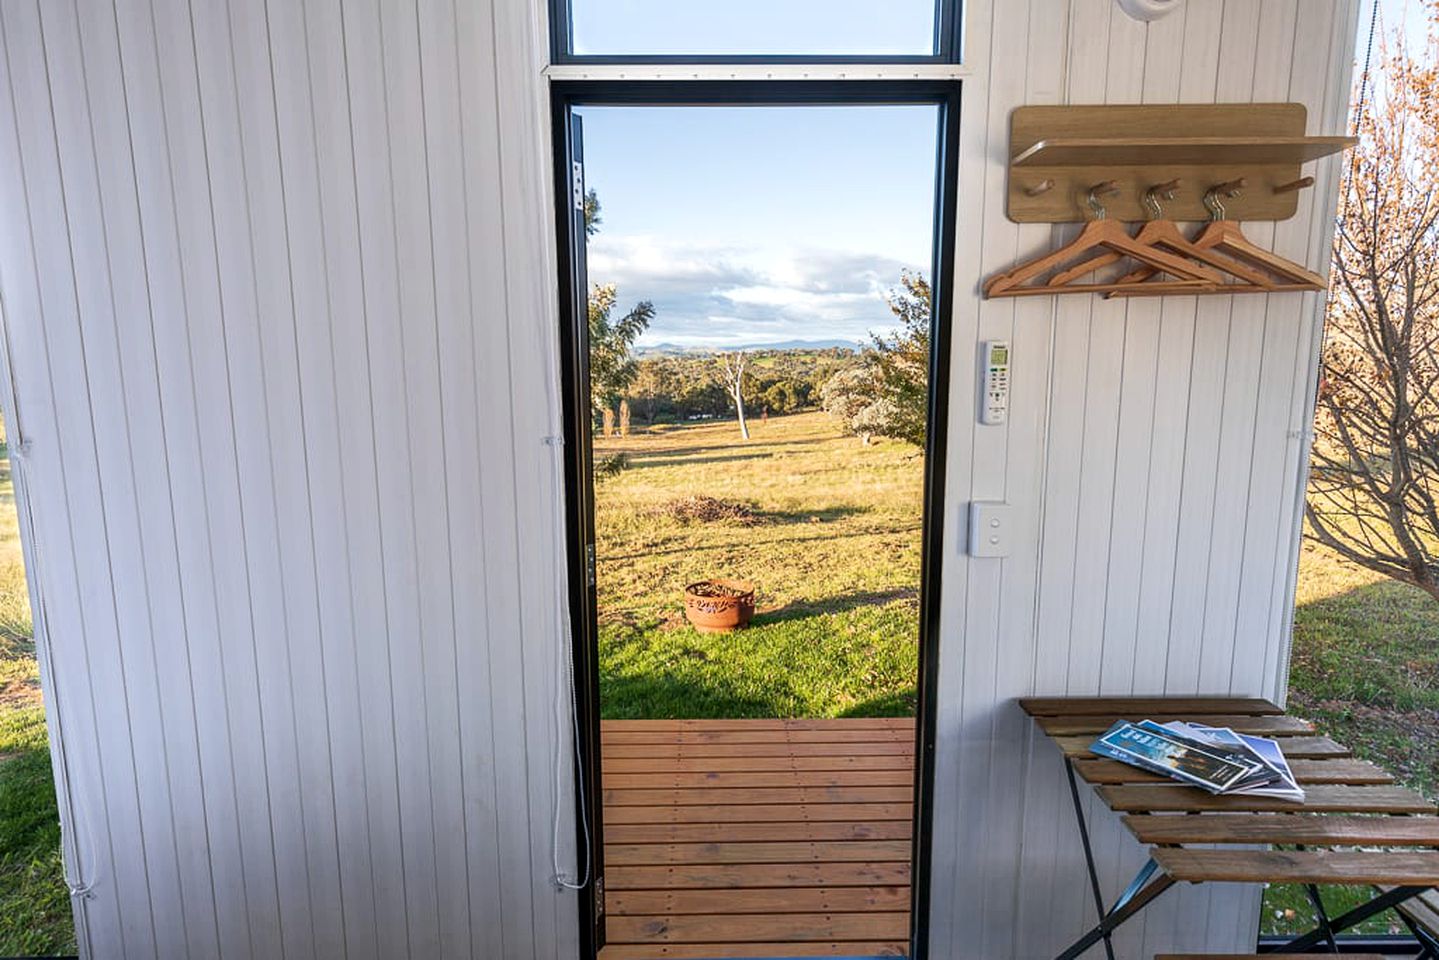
682,579 -> 756,633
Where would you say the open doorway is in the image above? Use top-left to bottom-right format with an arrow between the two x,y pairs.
554,82 -> 959,960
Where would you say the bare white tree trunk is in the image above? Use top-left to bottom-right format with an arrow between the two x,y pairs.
721,351 -> 750,439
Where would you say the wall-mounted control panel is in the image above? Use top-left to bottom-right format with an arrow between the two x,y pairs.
981,340 -> 1010,425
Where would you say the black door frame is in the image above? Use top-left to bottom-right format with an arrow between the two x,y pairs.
550,79 -> 962,960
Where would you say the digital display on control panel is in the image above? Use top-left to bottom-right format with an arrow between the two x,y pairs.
991,346 -> 1008,365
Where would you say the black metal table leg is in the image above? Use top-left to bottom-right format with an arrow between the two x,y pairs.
1064,757 -> 1117,960
1301,882 -> 1339,952
1261,886 -> 1431,953
1052,874 -> 1177,960
1398,908 -> 1439,960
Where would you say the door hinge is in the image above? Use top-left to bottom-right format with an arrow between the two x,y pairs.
572,161 -> 585,212
594,874 -> 605,916
585,542 -> 596,587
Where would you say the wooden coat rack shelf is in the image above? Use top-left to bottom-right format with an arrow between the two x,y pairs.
1007,103 -> 1354,223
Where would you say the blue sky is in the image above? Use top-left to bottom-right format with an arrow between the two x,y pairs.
1374,0 -> 1428,53
572,0 -> 936,57
579,105 -> 939,348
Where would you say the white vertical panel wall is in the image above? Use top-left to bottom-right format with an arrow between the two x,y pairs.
0,0 -> 1356,958
0,0 -> 576,957
929,1 -> 1359,958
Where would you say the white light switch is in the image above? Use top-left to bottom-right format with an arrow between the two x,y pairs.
968,502 -> 1012,558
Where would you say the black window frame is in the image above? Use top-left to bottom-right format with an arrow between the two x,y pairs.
548,0 -> 965,65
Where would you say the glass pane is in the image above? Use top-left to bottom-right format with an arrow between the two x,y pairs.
569,0 -> 939,58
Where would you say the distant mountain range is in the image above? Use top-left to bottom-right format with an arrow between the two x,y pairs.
636,338 -> 861,356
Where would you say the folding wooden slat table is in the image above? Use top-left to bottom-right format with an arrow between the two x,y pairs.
1019,696 -> 1439,959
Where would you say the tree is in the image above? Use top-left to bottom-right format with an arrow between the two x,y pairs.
583,190 -> 652,432
583,188 -> 602,237
822,271 -> 931,447
820,365 -> 883,444
589,283 -> 653,431
1305,17 -> 1439,601
719,351 -> 751,439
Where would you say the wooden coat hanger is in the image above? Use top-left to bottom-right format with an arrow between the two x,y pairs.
1112,180 -> 1324,294
984,182 -> 1223,298
1043,181 -> 1275,290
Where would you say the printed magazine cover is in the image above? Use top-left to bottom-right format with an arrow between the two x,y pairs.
1091,720 -> 1257,793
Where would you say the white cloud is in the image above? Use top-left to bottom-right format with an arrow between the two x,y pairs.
586,234 -> 923,348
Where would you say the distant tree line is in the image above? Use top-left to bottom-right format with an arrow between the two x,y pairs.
583,185 -> 931,447
623,348 -> 855,425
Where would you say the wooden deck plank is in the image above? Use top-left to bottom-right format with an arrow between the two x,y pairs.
1124,813 -> 1439,846
1072,757 -> 1393,786
606,912 -> 910,943
605,840 -> 913,865
605,802 -> 913,824
605,821 -> 912,844
598,942 -> 908,959
602,729 -> 913,744
1153,848 -> 1439,885
1036,714 -> 1314,736
604,741 -> 914,758
602,718 -> 914,731
1054,734 -> 1349,759
607,887 -> 910,916
1018,696 -> 1281,717
603,769 -> 914,789
604,755 -> 915,773
604,785 -> 912,807
606,862 -> 912,890
1100,783 -> 1435,814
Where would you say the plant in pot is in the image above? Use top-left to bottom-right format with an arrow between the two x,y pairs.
682,579 -> 756,633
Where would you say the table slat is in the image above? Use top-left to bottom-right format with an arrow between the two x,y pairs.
1072,757 -> 1393,786
1124,813 -> 1439,846
1100,783 -> 1435,814
1153,848 -> 1439,885
1019,696 -> 1281,717
1036,714 -> 1313,737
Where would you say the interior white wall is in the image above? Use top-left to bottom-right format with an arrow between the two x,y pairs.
928,1 -> 1359,957
0,0 -> 576,956
0,0 -> 1357,958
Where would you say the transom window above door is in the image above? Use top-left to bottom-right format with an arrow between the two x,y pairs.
551,0 -> 963,63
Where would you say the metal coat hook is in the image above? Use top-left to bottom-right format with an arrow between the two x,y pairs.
1203,178 -> 1247,220
1086,180 -> 1120,220
1143,179 -> 1181,219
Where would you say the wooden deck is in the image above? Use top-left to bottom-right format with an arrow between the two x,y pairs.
598,718 -> 916,960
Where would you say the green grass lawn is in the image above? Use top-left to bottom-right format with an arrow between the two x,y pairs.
593,411 -> 924,718
1259,535 -> 1439,938
0,457 -> 75,956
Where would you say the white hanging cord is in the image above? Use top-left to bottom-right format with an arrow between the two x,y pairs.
544,431 -> 592,891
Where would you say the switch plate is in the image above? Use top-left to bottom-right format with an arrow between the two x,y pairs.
968,502 -> 1012,557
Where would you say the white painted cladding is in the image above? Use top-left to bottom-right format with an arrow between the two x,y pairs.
0,1 -> 1356,960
